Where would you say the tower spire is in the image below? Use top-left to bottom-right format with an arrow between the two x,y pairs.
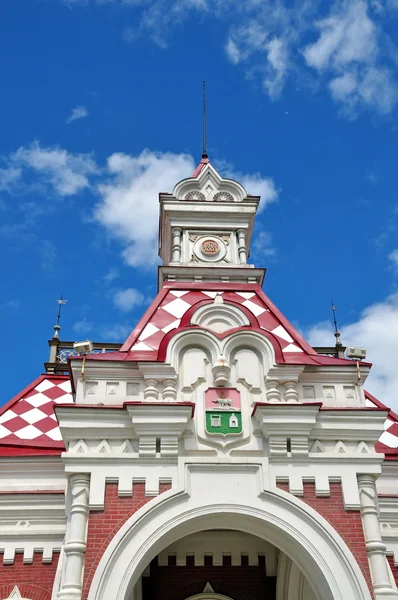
331,298 -> 342,348
53,294 -> 67,339
202,80 -> 208,159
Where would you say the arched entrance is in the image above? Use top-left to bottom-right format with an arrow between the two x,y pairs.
87,464 -> 372,600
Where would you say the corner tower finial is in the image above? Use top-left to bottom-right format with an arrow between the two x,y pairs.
202,80 -> 208,159
331,298 -> 342,348
53,294 -> 67,339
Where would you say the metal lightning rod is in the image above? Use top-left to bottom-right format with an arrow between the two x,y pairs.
202,80 -> 208,159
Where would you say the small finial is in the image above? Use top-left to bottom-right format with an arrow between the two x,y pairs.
202,80 -> 208,159
53,294 -> 67,338
331,298 -> 342,347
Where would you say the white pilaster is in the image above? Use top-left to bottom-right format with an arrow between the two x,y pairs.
358,474 -> 398,598
236,229 -> 247,264
171,227 -> 182,263
57,474 -> 90,600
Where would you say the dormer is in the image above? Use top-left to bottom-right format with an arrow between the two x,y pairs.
158,158 -> 265,287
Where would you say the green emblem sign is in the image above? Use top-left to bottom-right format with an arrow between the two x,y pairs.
205,388 -> 242,436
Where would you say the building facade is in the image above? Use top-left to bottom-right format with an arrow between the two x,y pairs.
0,157 -> 398,600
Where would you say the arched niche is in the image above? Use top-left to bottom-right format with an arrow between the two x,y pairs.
224,331 -> 277,379
190,302 -> 250,334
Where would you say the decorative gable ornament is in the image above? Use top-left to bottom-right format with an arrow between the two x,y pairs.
205,388 -> 242,436
173,161 -> 247,203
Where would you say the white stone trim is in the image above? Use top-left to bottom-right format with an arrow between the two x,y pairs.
87,461 -> 372,600
0,492 -> 66,565
191,302 -> 250,334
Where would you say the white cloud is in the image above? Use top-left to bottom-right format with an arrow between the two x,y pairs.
73,317 -> 94,335
303,1 -> 376,70
303,1 -> 398,115
61,0 -> 398,116
307,294 -> 398,411
1,143 -> 278,267
39,240 -> 57,275
389,249 -> 398,265
113,287 -> 145,311
225,38 -> 241,64
264,38 -> 289,99
103,267 -> 120,282
94,150 -> 195,266
230,171 -> 279,211
100,323 -> 131,341
5,142 -> 97,196
0,300 -> 20,311
0,166 -> 22,192
251,230 -> 277,259
66,105 -> 89,124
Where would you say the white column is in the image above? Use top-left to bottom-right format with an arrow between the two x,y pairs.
358,474 -> 398,598
144,378 -> 159,402
284,381 -> 299,403
236,229 -> 247,264
58,474 -> 90,600
171,227 -> 182,263
266,380 -> 281,403
162,378 -> 177,401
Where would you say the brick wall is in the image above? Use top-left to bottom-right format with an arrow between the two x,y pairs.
277,482 -> 374,599
0,552 -> 59,600
387,555 -> 398,587
142,556 -> 276,600
82,482 -> 171,599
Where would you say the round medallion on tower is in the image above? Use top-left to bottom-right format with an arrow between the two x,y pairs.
201,239 -> 220,256
193,235 -> 226,262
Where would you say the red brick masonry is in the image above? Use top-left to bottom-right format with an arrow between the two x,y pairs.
0,552 -> 60,600
387,555 -> 398,587
277,481 -> 374,599
83,481 -> 171,599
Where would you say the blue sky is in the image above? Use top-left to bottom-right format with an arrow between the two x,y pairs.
1,0 -> 398,409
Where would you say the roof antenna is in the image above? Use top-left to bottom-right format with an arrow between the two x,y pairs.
53,294 -> 67,339
331,298 -> 342,348
202,80 -> 208,159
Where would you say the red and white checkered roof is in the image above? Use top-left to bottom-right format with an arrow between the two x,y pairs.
119,286 -> 315,359
129,290 -> 302,353
111,285 -> 360,367
366,391 -> 398,457
0,375 -> 73,451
